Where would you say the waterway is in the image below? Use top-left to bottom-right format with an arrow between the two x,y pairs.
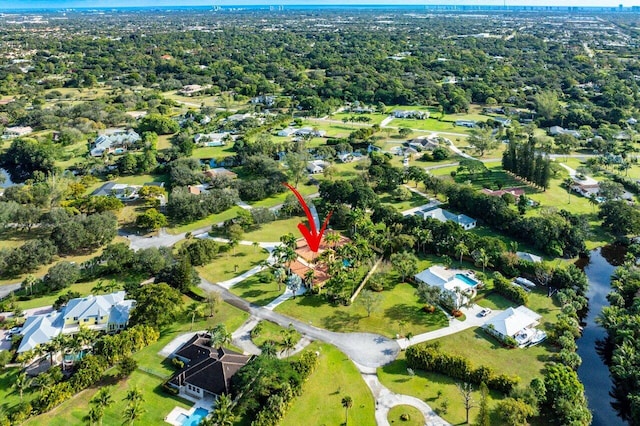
576,247 -> 627,426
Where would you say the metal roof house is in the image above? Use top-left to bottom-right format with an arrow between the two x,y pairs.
417,206 -> 476,230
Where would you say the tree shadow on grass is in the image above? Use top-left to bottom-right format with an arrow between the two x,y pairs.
384,303 -> 426,326
322,311 -> 362,332
472,328 -> 503,349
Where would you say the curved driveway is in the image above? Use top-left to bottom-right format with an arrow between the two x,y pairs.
199,278 -> 401,368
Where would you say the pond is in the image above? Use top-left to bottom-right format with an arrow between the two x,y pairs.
576,247 -> 627,426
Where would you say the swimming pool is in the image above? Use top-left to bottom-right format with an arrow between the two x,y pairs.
181,408 -> 209,426
455,274 -> 478,286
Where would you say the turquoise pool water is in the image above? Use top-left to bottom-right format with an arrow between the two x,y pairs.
455,274 -> 478,286
182,408 -> 209,426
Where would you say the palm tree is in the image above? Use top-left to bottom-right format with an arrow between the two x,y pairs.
22,274 -> 37,295
122,400 -> 145,426
280,329 -> 297,357
341,395 -> 353,426
273,267 -> 286,291
13,373 -> 30,402
86,406 -> 104,426
208,394 -> 236,426
89,387 -> 114,426
187,302 -> 202,331
477,248 -> 491,273
123,386 -> 144,405
324,231 -> 341,249
589,193 -> 598,211
564,177 -> 574,204
260,340 -> 278,358
208,324 -> 232,349
455,242 -> 469,265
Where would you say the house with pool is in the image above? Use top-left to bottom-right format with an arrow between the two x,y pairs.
414,265 -> 481,309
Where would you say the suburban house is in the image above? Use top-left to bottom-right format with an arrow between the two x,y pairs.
90,129 -> 140,157
2,126 -> 33,139
483,306 -> 547,347
337,152 -> 355,163
168,333 -> 251,400
414,265 -> 481,309
481,187 -> 525,199
250,95 -> 276,107
18,291 -> 135,353
277,127 -> 297,137
570,174 -> 600,198
194,132 -> 229,146
455,120 -> 476,128
92,182 -> 141,201
393,110 -> 428,119
549,126 -> 581,138
179,85 -> 204,96
294,127 -> 326,138
307,160 -> 328,174
492,117 -> 512,126
187,185 -> 208,195
516,251 -> 543,263
417,206 -> 477,230
203,167 -> 237,180
226,113 -> 252,122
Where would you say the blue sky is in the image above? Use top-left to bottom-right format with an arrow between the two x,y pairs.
0,0 -> 635,9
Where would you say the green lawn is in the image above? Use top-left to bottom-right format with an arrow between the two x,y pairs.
388,405 -> 425,426
228,271 -> 284,306
250,320 -> 301,349
192,145 -> 235,159
115,173 -> 168,186
248,183 -> 317,209
0,228 -> 43,250
280,342 -> 376,426
389,118 -> 472,135
331,112 -> 387,125
167,206 -> 244,235
378,352 -> 505,425
157,134 -> 173,151
379,191 -> 429,212
274,279 -> 448,338
241,216 -> 305,242
197,245 -> 269,284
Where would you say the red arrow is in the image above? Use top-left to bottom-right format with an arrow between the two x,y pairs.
284,183 -> 332,252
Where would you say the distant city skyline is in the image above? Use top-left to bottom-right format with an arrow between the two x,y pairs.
1,0 -> 639,10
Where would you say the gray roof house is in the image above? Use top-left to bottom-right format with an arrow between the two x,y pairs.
92,182 -> 142,201
18,291 -> 135,353
90,129 -> 140,157
418,206 -> 476,230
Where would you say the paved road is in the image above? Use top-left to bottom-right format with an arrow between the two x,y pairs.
0,283 -> 21,300
199,278 -> 401,368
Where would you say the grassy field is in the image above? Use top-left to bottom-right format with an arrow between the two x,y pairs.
228,271 -> 284,306
248,183 -> 317,209
197,244 -> 269,284
331,112 -> 387,125
389,118 -> 472,135
388,405 -> 425,426
167,206 -> 244,235
274,278 -> 448,338
379,190 -> 430,213
378,352 -> 504,425
250,320 -> 301,349
115,173 -> 168,186
241,216 -> 304,242
281,342 -> 376,426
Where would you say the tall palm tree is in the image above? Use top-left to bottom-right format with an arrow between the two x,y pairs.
89,387 -> 113,426
187,302 -> 202,331
86,406 -> 103,426
13,373 -> 31,402
260,340 -> 278,358
123,386 -> 144,405
208,324 -> 232,349
477,248 -> 490,273
564,177 -> 574,204
324,231 -> 341,249
122,400 -> 145,426
280,329 -> 297,357
341,395 -> 353,426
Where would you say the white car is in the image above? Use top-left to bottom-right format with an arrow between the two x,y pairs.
479,308 -> 492,317
6,327 -> 21,337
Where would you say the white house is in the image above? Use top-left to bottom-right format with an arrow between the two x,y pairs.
307,160 -> 328,174
294,127 -> 326,138
418,206 -> 476,230
18,291 -> 135,353
250,95 -> 276,107
194,132 -> 228,146
455,120 -> 476,128
92,182 -> 141,201
179,85 -> 204,96
516,252 -> 543,263
549,126 -> 581,138
414,265 -> 481,309
277,127 -> 297,137
90,129 -> 140,157
393,110 -> 428,119
483,306 -> 546,347
2,126 -> 33,139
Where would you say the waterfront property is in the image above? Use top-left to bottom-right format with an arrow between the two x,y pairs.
17,291 -> 135,353
483,306 -> 547,347
414,265 -> 481,309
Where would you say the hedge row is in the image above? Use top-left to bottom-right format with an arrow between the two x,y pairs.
493,276 -> 528,305
406,343 -> 519,394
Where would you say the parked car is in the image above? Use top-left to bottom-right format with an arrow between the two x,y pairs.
6,326 -> 21,337
479,308 -> 492,317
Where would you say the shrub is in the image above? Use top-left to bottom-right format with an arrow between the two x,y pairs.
172,357 -> 185,370
451,309 -> 463,318
422,304 -> 435,313
493,276 -> 528,305
400,413 -> 410,421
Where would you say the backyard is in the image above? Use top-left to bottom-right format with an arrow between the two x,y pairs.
197,244 -> 269,284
